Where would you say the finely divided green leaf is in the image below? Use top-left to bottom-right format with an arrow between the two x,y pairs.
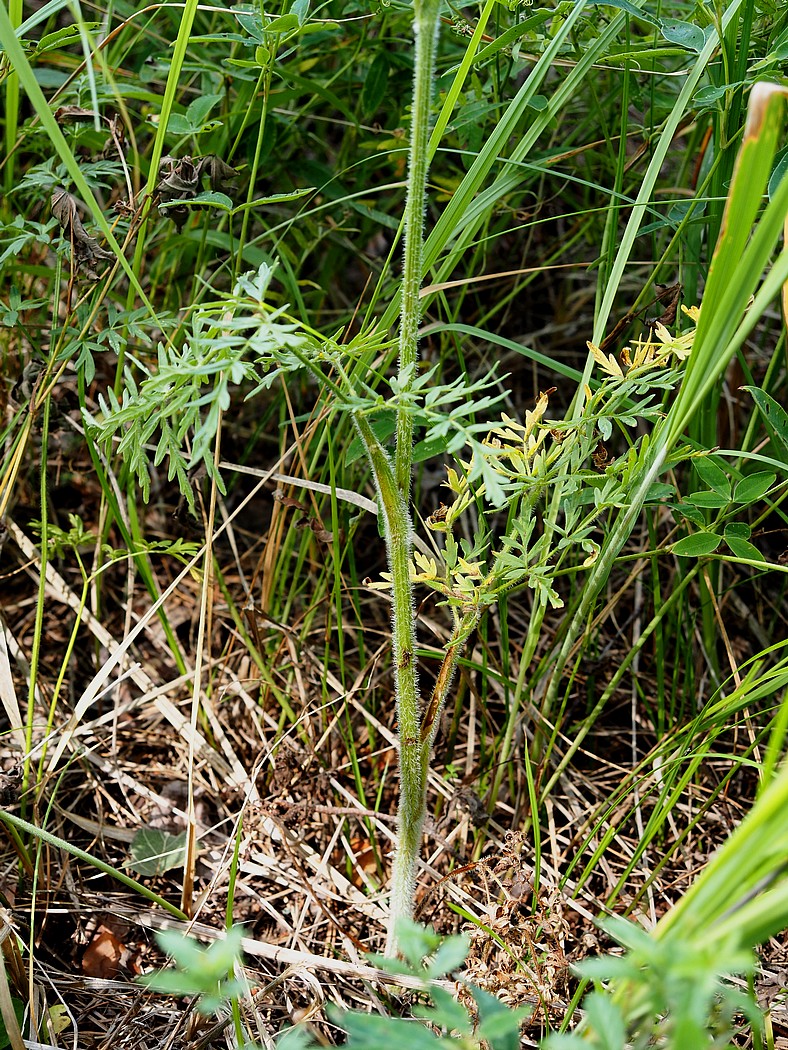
425,933 -> 470,978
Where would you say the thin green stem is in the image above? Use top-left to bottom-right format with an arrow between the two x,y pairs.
238,63 -> 273,266
120,0 -> 201,388
3,0 -> 22,199
1,810 -> 188,920
535,448 -> 667,771
489,595 -> 547,805
22,394 -> 50,814
36,562 -> 89,785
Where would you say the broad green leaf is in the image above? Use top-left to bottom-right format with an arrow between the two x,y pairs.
582,991 -> 627,1050
694,84 -> 730,106
141,927 -> 246,1014
671,532 -> 723,557
471,984 -> 531,1050
362,952 -> 418,977
129,827 -> 188,876
744,386 -> 788,458
413,985 -> 471,1035
35,23 -> 101,54
575,955 -> 638,981
684,490 -> 728,509
158,191 -> 233,212
395,919 -> 442,969
769,145 -> 788,200
233,5 -> 266,42
645,482 -> 675,501
0,809 -> 187,919
0,999 -> 25,1050
265,12 -> 300,33
231,188 -> 314,215
290,0 -> 309,24
476,1008 -> 531,1049
138,968 -> 207,996
694,455 -> 731,498
47,1004 -> 70,1036
186,93 -> 223,127
601,914 -> 657,952
162,113 -> 194,136
733,471 -> 776,504
277,1027 -> 317,1049
334,1011 -> 442,1047
724,521 -> 752,539
674,503 -> 705,526
725,536 -> 763,561
189,191 -> 234,210
660,18 -> 711,52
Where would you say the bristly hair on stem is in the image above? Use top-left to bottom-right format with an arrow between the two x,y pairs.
394,0 -> 442,499
384,0 -> 443,956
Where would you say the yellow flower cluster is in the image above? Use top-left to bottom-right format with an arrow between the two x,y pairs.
587,305 -> 698,379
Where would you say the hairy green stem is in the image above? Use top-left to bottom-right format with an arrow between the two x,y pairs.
394,0 -> 441,496
361,0 -> 442,955
352,415 -> 422,951
390,610 -> 478,953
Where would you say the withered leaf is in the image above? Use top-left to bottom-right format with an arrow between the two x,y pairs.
82,925 -> 124,979
51,186 -> 115,280
196,154 -> 238,193
648,282 -> 682,329
155,154 -> 239,227
156,156 -> 199,229
157,155 -> 200,198
97,114 -> 127,161
599,281 -> 683,354
54,105 -> 99,125
273,490 -> 308,512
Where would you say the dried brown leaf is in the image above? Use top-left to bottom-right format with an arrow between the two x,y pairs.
82,926 -> 124,979
51,186 -> 115,279
54,105 -> 99,125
